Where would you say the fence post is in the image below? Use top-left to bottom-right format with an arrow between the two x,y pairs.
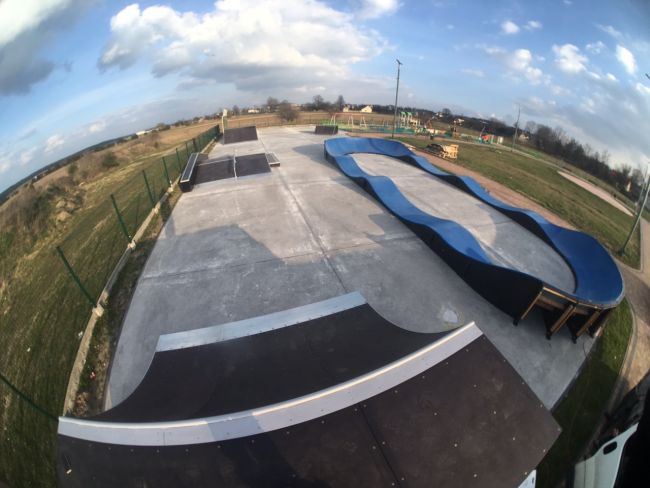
185,141 -> 191,155
192,138 -> 198,152
162,157 -> 172,187
110,194 -> 133,243
175,148 -> 182,173
56,246 -> 96,307
142,170 -> 155,208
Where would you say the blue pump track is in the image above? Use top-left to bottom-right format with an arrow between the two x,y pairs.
324,137 -> 624,340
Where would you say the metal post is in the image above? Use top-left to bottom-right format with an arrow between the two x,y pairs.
0,371 -> 58,422
56,246 -> 95,307
192,138 -> 198,152
392,59 -> 402,139
161,157 -> 172,187
175,148 -> 182,173
110,194 -> 133,243
619,169 -> 650,255
511,105 -> 520,152
185,141 -> 191,155
142,170 -> 155,208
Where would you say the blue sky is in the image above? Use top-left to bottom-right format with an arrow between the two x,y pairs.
1,0 -> 649,193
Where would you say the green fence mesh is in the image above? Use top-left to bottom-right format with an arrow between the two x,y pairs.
0,125 -> 218,488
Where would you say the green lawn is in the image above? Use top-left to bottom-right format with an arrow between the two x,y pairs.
397,137 -> 641,268
0,126 -> 216,487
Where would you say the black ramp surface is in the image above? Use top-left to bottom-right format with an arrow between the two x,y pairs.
363,335 -> 559,487
235,153 -> 271,178
57,334 -> 559,488
315,125 -> 338,135
93,304 -> 444,422
223,126 -> 258,144
194,158 -> 234,184
59,407 -> 397,488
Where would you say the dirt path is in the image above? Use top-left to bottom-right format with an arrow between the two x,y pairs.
559,171 -> 633,217
616,219 -> 650,395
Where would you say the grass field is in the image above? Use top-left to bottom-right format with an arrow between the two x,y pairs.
536,299 -> 632,487
0,123 -> 216,487
397,137 -> 641,268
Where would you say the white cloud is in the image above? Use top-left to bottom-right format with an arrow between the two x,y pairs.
19,148 -> 36,166
462,68 -> 485,78
606,73 -> 618,82
585,41 -> 606,54
44,134 -> 64,153
501,20 -> 520,34
595,24 -> 622,40
524,20 -> 542,31
88,120 -> 106,134
616,45 -> 637,75
553,44 -> 588,74
356,0 -> 400,19
482,46 -> 546,85
636,83 -> 650,96
563,0 -> 572,5
0,0 -> 88,95
99,2 -> 389,93
0,161 -> 11,174
0,0 -> 73,48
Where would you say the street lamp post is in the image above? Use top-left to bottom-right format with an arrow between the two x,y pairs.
619,164 -> 650,256
392,59 -> 403,139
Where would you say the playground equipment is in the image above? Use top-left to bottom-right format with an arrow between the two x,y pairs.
427,143 -> 458,160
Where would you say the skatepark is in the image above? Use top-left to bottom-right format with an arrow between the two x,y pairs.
57,125 -> 624,487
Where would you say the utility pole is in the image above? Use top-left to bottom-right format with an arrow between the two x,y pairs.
620,164 -> 650,256
511,104 -> 520,152
392,59 -> 403,139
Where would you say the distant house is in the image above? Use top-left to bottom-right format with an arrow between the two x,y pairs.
342,105 -> 350,112
360,105 -> 373,113
247,108 -> 260,114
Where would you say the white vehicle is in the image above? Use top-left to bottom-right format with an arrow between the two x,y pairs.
573,423 -> 638,488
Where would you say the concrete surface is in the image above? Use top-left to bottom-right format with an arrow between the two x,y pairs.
107,126 -> 594,410
354,153 -> 576,293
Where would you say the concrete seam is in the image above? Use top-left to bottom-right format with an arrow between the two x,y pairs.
277,170 -> 349,295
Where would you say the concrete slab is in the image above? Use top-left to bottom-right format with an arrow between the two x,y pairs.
107,126 -> 594,410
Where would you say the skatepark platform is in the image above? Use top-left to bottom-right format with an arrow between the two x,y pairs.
58,294 -> 559,488
76,125 -> 623,486
105,126 -> 603,413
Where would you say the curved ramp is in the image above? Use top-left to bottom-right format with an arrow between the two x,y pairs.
324,138 -> 624,339
58,293 -> 559,487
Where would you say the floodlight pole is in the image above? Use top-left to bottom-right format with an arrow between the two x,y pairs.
511,104 -> 520,152
618,72 -> 650,256
392,59 -> 403,139
619,165 -> 650,256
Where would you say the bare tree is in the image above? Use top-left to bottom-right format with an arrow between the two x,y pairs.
266,97 -> 279,112
312,94 -> 325,111
335,95 -> 345,111
278,100 -> 298,122
231,105 -> 240,115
